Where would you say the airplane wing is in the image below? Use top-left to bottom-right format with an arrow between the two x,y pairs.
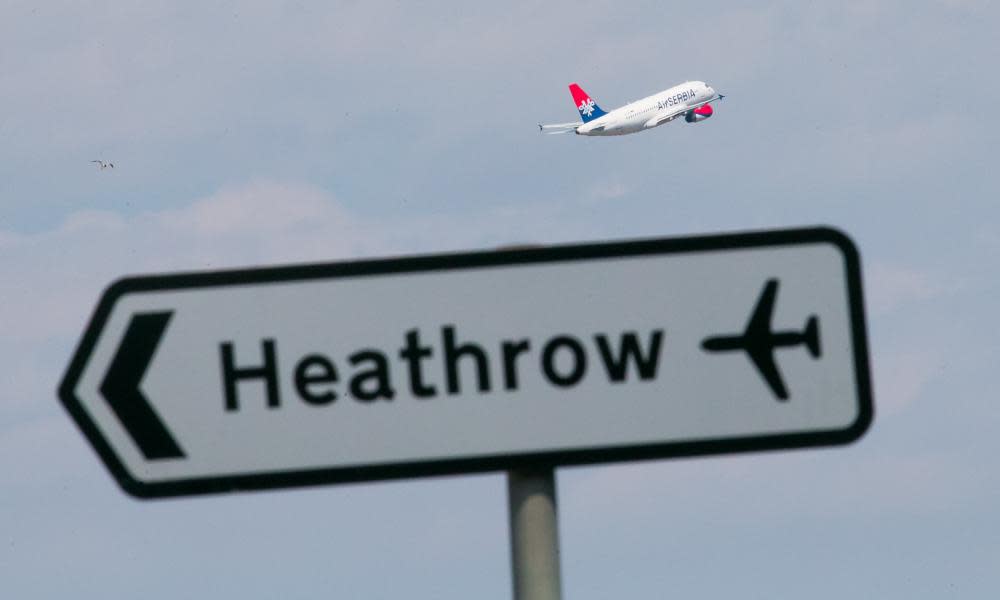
643,95 -> 723,129
538,122 -> 579,134
743,279 -> 788,400
644,107 -> 688,128
746,279 -> 778,337
746,346 -> 789,400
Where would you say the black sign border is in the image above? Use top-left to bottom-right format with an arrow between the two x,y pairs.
58,226 -> 873,499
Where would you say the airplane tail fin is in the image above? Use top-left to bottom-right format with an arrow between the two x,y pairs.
803,316 -> 822,358
569,83 -> 607,123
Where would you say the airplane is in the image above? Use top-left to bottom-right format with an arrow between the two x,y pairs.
700,279 -> 821,401
539,80 -> 724,136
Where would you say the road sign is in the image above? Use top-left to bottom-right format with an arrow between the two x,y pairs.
59,227 -> 873,498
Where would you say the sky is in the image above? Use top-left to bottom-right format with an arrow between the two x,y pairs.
2,1 -> 999,597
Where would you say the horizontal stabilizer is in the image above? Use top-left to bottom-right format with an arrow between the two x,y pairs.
538,122 -> 578,134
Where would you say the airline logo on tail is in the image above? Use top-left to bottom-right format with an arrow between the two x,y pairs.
569,83 -> 606,123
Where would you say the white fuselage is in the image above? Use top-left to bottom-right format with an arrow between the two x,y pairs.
577,81 -> 717,136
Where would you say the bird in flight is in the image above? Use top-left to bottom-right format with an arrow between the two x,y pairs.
91,160 -> 114,170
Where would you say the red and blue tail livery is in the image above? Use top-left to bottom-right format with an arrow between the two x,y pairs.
569,83 -> 607,123
540,80 -> 725,136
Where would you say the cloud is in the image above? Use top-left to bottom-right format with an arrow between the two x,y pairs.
0,179 -> 606,414
562,441 -> 984,530
865,262 -> 953,315
587,181 -> 630,203
872,347 -> 943,416
862,262 -> 965,416
0,182 -> 385,350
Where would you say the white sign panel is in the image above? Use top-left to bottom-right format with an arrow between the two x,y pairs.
59,227 -> 873,498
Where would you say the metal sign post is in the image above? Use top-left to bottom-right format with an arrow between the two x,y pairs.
508,468 -> 562,600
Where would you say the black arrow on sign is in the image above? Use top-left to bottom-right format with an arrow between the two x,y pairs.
99,311 -> 185,460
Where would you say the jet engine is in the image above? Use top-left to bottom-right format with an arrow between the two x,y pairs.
685,104 -> 713,123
